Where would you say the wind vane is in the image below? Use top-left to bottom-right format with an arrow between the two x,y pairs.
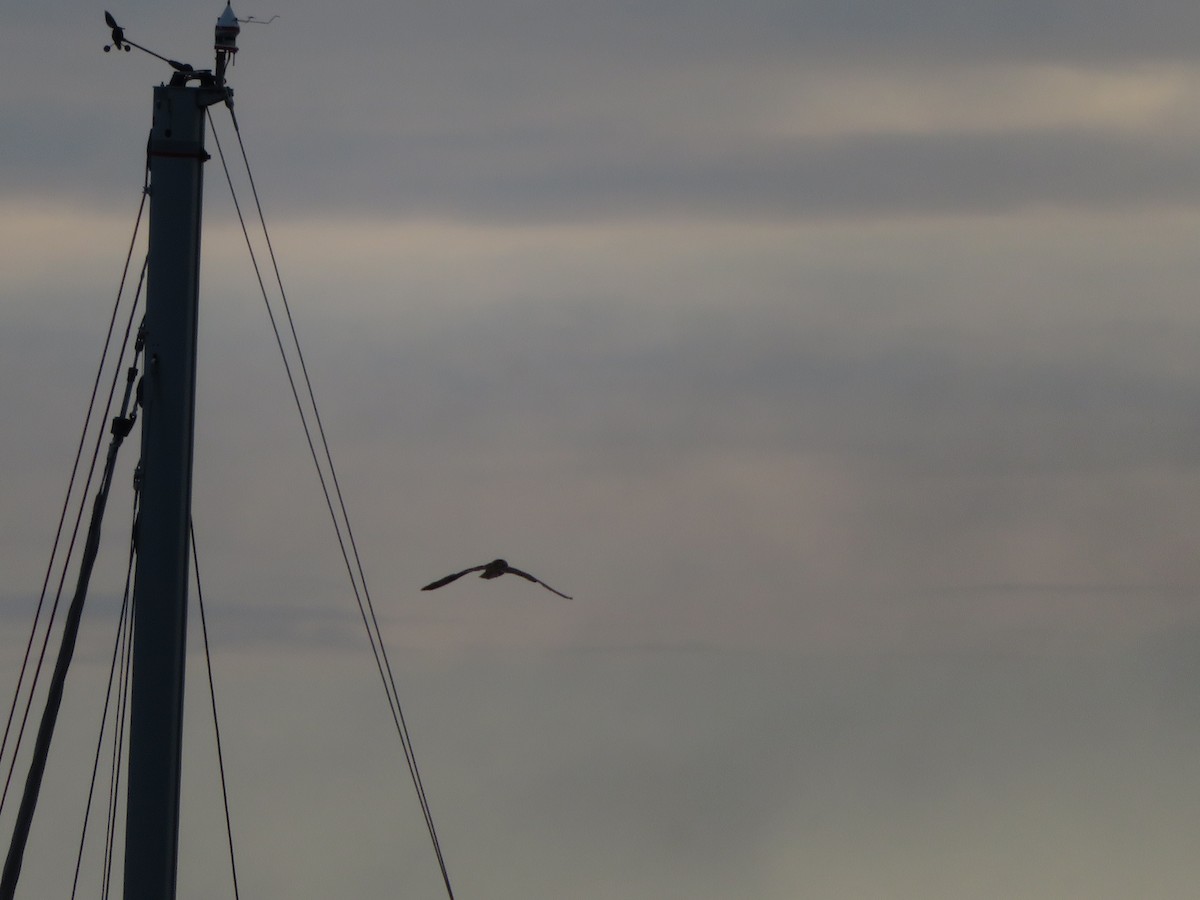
103,3 -> 270,85
103,10 -> 197,75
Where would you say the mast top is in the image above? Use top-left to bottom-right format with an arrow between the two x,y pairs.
103,5 -> 243,91
214,4 -> 240,83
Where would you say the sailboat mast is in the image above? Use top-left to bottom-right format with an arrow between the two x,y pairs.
121,80 -> 210,900
122,10 -> 237,898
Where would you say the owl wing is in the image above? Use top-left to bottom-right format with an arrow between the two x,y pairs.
422,564 -> 486,591
506,566 -> 573,599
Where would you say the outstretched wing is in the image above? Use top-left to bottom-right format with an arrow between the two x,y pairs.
422,564 -> 486,591
507,566 -> 573,599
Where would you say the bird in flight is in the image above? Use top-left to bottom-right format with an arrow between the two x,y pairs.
422,559 -> 573,599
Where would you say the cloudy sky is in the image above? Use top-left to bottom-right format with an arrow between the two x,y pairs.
3,1 -> 1200,897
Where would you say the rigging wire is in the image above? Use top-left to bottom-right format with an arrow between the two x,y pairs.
69,486 -> 138,900
188,520 -> 242,900
0,270 -> 145,828
0,162 -> 150,814
6,343 -> 240,900
0,318 -> 145,899
0,105 -> 456,896
100,550 -> 135,900
207,107 -> 455,898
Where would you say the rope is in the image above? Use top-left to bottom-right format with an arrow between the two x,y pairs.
0,321 -> 144,899
69,487 -> 138,900
189,520 -> 242,900
0,158 -> 149,817
224,109 -> 454,887
208,107 -> 455,898
101,571 -> 134,900
101,522 -> 137,900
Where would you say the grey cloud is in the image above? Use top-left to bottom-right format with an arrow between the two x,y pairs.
201,120 -> 1200,223
390,640 -> 1200,898
322,288 -> 1200,478
11,1 -> 1200,221
310,0 -> 1200,67
9,3 -> 1200,896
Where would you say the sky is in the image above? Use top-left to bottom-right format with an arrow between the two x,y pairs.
3,1 -> 1200,897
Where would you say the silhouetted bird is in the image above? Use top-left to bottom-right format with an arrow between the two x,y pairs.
421,559 -> 572,599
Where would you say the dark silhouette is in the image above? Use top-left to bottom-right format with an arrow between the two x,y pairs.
422,559 -> 572,599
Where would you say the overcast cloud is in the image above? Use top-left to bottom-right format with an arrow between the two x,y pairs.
3,1 -> 1200,898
